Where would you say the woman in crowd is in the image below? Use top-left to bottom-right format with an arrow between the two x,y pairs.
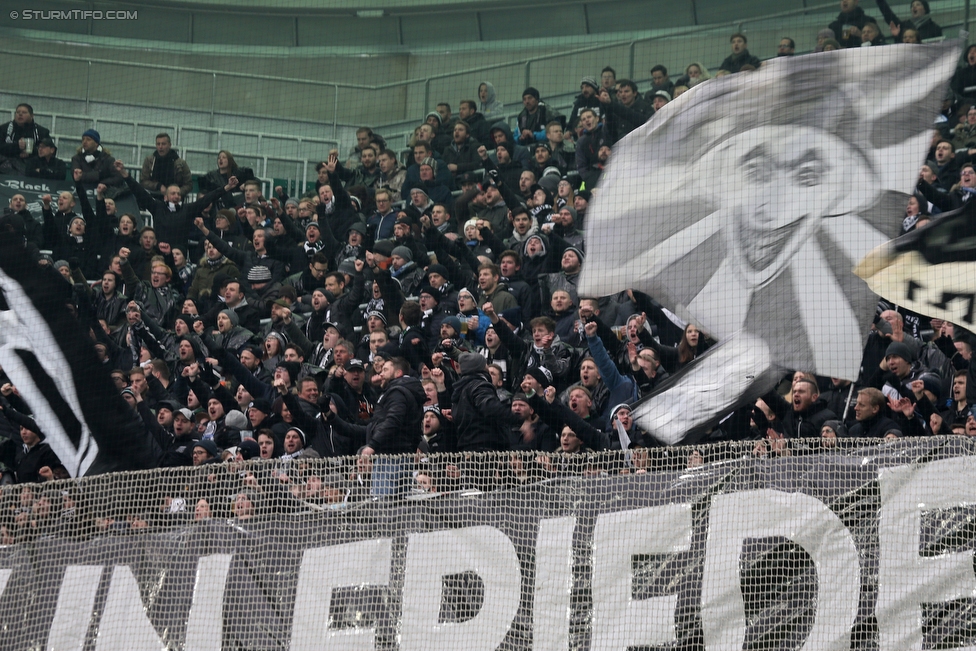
478,81 -> 504,116
198,150 -> 254,209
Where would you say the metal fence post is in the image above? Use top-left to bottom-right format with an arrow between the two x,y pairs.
333,84 -> 339,139
85,60 -> 92,115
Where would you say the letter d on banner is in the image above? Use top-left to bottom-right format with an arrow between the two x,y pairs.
401,526 -> 520,651
702,490 -> 859,651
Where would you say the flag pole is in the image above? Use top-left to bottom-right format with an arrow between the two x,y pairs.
842,382 -> 856,422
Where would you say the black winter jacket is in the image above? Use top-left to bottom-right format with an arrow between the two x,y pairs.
331,376 -> 425,454
451,372 -> 523,451
762,391 -> 837,439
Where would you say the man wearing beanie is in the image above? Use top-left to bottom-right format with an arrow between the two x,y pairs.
419,284 -> 451,348
191,439 -> 220,466
515,87 -> 560,145
390,245 -> 424,298
878,340 -> 925,401
0,393 -> 64,483
551,205 -> 584,249
452,352 -> 526,452
568,76 -> 604,133
71,129 -> 124,194
392,214 -> 429,268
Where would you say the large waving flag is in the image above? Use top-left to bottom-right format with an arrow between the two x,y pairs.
0,224 -> 160,476
579,41 -> 961,444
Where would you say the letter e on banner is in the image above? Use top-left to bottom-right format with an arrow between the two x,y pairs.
591,505 -> 692,648
291,538 -> 393,651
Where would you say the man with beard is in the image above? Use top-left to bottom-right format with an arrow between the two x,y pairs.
443,121 -> 482,178
336,144 -> 381,190
155,408 -> 200,467
515,87 -> 560,145
761,377 -> 837,438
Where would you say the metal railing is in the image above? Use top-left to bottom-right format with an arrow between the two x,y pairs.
0,1 -> 851,139
8,106 -> 340,194
3,0 -> 968,189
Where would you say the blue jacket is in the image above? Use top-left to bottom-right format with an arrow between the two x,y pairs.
586,332 -> 639,429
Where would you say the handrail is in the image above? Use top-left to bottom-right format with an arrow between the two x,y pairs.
2,6 -> 964,172
0,0 -> 846,132
0,2 -> 840,93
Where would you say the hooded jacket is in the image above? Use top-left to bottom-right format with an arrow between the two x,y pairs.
330,375 -> 426,454
478,81 -> 504,117
487,123 -> 530,169
451,371 -> 523,451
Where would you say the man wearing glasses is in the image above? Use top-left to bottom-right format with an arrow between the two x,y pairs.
917,162 -> 976,213
119,248 -> 183,329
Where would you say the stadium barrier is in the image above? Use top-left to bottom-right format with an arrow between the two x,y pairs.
0,437 -> 976,651
1,438 -> 976,649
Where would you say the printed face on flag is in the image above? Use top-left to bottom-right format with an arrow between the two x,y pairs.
580,45 -> 958,378
578,43 -> 961,444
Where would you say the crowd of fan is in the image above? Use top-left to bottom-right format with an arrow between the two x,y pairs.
1,0 -> 976,527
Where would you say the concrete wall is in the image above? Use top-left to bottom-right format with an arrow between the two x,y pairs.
0,0 -> 966,159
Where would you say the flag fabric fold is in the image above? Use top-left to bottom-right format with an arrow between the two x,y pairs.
579,42 -> 961,445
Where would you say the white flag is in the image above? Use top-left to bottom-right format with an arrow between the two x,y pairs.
579,42 -> 961,444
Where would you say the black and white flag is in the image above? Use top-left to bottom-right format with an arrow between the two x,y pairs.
579,42 -> 961,444
0,232 -> 159,476
856,199 -> 976,327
